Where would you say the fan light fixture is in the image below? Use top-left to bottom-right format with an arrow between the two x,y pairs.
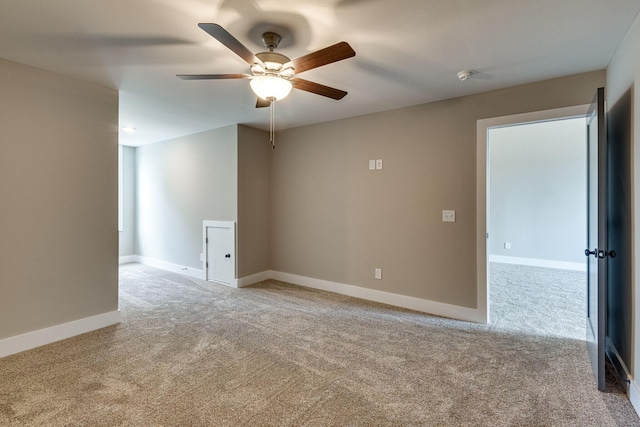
177,24 -> 356,148
250,75 -> 293,101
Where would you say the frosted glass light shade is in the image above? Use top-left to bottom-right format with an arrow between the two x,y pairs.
250,76 -> 292,101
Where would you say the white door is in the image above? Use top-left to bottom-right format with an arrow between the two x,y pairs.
206,224 -> 234,285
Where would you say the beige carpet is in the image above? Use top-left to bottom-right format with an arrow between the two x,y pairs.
1,263 -> 638,426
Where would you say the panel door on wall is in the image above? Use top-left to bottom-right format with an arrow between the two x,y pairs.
206,225 -> 234,285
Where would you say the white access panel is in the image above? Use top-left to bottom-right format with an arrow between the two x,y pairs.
203,221 -> 235,286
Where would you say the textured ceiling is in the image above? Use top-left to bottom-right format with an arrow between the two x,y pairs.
1,0 -> 639,146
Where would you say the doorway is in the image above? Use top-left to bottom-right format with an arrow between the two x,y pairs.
487,118 -> 587,337
476,105 -> 590,325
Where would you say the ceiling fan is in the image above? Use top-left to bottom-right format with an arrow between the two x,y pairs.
177,23 -> 356,108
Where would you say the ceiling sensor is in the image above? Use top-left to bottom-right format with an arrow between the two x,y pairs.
457,70 -> 473,81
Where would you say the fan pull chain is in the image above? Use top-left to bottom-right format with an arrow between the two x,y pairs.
269,97 -> 276,149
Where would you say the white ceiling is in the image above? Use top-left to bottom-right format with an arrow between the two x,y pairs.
1,0 -> 639,146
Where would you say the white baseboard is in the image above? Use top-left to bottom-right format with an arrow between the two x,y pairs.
133,255 -> 250,288
606,337 -> 640,419
0,310 -> 121,359
612,339 -> 640,418
237,271 -> 271,288
489,255 -> 586,271
630,377 -> 640,419
119,255 -> 137,264
270,271 -> 484,323
208,271 -> 270,289
136,255 -> 205,280
125,260 -> 483,323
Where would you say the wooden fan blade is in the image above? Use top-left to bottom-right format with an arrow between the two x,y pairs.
177,74 -> 250,80
256,98 -> 271,108
291,78 -> 348,100
283,42 -> 355,74
198,23 -> 264,67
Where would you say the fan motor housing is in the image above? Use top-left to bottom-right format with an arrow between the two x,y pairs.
256,52 -> 290,70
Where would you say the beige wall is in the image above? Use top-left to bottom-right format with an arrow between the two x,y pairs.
0,58 -> 119,339
133,124 -> 271,278
237,125 -> 271,277
606,10 -> 640,397
271,70 -> 605,308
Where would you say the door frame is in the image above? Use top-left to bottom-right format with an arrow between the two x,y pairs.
476,104 -> 590,324
202,220 -> 237,287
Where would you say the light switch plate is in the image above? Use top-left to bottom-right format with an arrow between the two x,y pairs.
375,268 -> 382,279
442,210 -> 456,222
369,159 -> 376,170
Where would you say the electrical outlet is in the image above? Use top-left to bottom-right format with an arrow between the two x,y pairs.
375,268 -> 382,280
442,210 -> 456,222
504,242 -> 511,250
375,159 -> 383,170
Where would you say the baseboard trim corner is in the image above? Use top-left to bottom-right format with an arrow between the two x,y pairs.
270,271 -> 483,323
119,255 -> 137,265
0,310 -> 121,359
237,271 -> 271,288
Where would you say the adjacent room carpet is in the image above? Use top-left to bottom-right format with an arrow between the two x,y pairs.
1,262 -> 638,426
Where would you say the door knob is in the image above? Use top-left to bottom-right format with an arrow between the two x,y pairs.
585,249 -> 597,257
597,250 -> 616,259
225,253 -> 231,258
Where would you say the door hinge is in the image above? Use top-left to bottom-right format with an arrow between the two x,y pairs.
206,237 -> 208,244
206,262 -> 209,268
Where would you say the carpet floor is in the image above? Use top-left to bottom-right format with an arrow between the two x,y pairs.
1,262 -> 638,426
